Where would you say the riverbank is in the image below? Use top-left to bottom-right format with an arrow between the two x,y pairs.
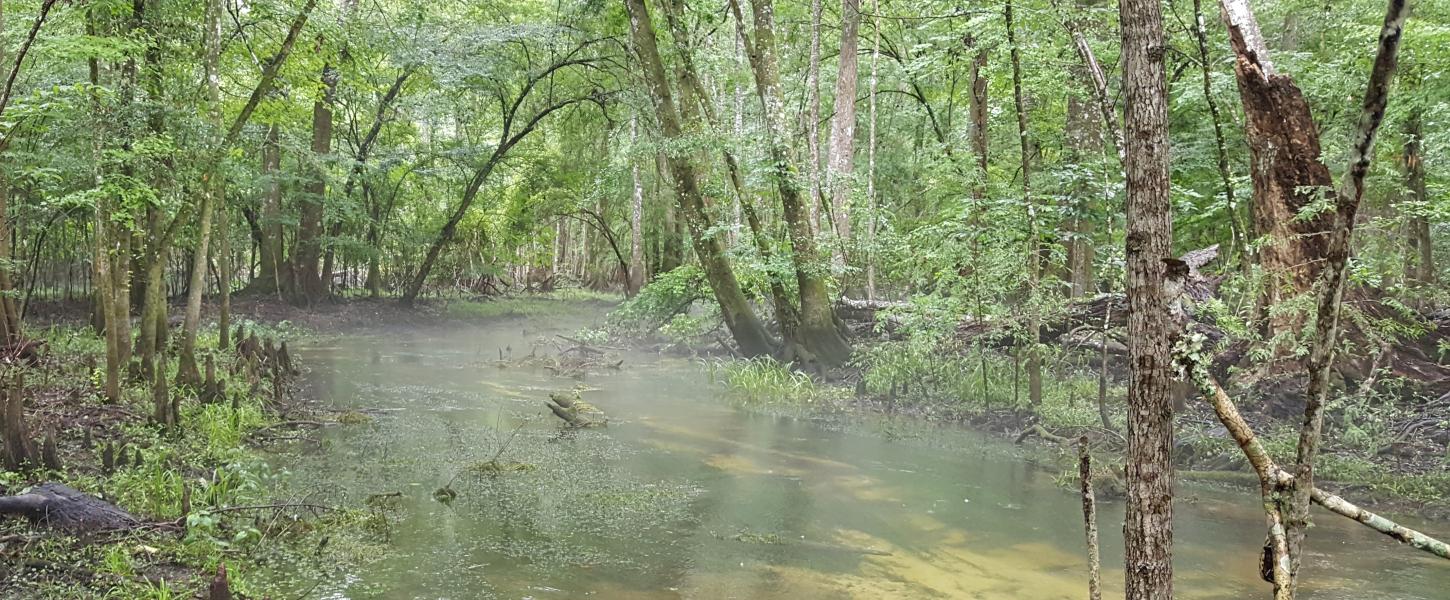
703,335 -> 1450,521
0,317 -> 348,598
0,291 -> 624,598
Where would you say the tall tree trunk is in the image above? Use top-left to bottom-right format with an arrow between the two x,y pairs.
826,0 -> 861,263
1287,3 -> 1408,596
0,0 -> 61,344
134,0 -> 166,378
87,23 -> 122,401
294,57 -> 338,305
1064,68 -> 1098,299
661,0 -> 799,342
177,0 -> 225,386
628,115 -> 646,296
806,0 -> 823,233
0,175 -> 18,344
217,199 -> 231,347
1121,0 -> 1176,593
1006,0 -> 1042,406
733,0 -> 851,367
1220,0 -> 1335,348
968,33 -> 991,404
1402,107 -> 1433,286
256,125 -> 285,296
625,0 -> 775,358
176,185 -> 214,386
864,0 -> 881,302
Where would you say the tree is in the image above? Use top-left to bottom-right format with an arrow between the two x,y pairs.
825,0 -> 861,260
624,0 -> 776,358
397,39 -> 604,306
1220,0 -> 1336,347
732,0 -> 852,368
1119,0 -> 1176,595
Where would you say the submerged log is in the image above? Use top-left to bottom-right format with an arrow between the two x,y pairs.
545,391 -> 606,428
0,483 -> 140,531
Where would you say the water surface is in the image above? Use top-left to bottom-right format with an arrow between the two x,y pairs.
277,311 -> 1449,599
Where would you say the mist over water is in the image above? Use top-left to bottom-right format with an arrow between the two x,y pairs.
272,312 -> 1447,599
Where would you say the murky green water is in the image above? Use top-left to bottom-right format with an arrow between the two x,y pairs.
275,311 -> 1449,599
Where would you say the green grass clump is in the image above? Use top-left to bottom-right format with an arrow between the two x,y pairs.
710,357 -> 830,405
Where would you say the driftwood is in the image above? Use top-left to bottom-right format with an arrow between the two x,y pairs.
545,392 -> 606,428
0,483 -> 139,531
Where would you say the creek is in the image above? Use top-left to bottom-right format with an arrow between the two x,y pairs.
273,308 -> 1448,599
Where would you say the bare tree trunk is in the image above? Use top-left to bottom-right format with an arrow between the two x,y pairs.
1121,0 -> 1176,592
1079,437 -> 1103,600
826,0 -> 861,263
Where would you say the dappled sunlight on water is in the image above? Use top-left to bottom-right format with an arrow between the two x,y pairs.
266,312 -> 1449,599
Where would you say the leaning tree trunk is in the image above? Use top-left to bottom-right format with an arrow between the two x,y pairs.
735,0 -> 851,367
1286,2 -> 1409,596
661,0 -> 800,346
1121,0 -> 1176,594
625,0 -> 775,358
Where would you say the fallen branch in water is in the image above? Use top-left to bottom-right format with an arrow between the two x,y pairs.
1183,350 -> 1450,562
1014,423 -> 1070,446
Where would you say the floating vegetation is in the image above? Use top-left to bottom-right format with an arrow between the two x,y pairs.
336,410 -> 373,425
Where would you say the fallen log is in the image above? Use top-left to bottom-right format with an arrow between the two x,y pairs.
0,483 -> 139,531
545,391 -> 606,428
